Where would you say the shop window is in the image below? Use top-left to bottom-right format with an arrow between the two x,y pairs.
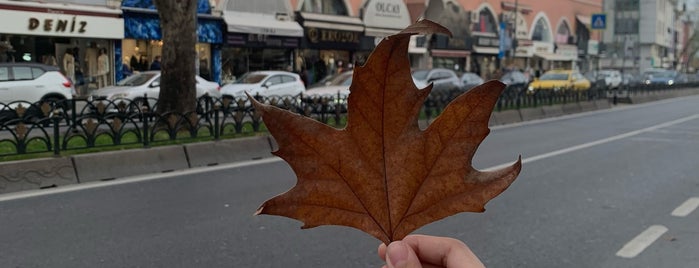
300,0 -> 348,15
532,18 -> 551,42
12,67 -> 33,80
472,8 -> 498,34
556,21 -> 570,44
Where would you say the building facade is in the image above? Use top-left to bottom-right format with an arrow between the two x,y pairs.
602,0 -> 680,73
120,0 -> 224,83
0,0 -> 124,95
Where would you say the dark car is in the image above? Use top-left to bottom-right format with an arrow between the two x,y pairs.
622,73 -> 642,88
642,70 -> 687,86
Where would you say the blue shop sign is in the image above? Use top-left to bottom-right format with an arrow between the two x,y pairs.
122,0 -> 211,14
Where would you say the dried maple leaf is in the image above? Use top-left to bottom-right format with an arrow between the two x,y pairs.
252,19 -> 522,245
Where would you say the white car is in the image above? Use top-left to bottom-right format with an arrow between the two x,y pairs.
91,71 -> 221,102
220,71 -> 305,98
598,69 -> 622,89
411,68 -> 463,93
0,62 -> 75,107
305,71 -> 353,98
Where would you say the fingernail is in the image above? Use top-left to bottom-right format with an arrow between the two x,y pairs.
386,241 -> 409,268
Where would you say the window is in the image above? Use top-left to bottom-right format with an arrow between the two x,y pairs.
0,67 -> 8,81
266,76 -> 283,86
281,75 -> 296,83
31,68 -> 45,78
300,0 -> 348,15
12,67 -> 33,80
472,8 -> 498,34
556,21 -> 571,43
532,18 -> 551,42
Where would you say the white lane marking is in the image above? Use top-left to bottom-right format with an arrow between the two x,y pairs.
3,114 -> 699,202
671,197 -> 699,217
0,157 -> 284,202
485,114 -> 699,171
616,225 -> 668,259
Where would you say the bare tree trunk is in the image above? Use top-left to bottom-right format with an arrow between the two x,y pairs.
153,0 -> 197,114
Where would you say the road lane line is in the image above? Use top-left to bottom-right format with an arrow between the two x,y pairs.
616,225 -> 668,259
3,114 -> 699,201
485,113 -> 699,171
671,197 -> 699,217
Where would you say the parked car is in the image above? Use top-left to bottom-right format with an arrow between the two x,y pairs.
460,72 -> 484,90
499,70 -> 529,87
527,69 -> 591,92
597,69 -> 623,89
90,71 -> 221,106
220,70 -> 305,99
306,71 -> 353,98
0,62 -> 75,107
622,73 -> 642,88
411,68 -> 462,92
642,70 -> 687,86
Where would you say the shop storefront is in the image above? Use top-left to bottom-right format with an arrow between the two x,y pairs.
423,0 -> 471,72
361,0 -> 411,53
296,0 -> 365,84
0,1 -> 123,96
218,0 -> 303,84
500,1 -> 532,70
469,4 -> 501,78
120,0 -> 223,83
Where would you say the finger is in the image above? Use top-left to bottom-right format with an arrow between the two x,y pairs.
386,240 -> 422,268
378,243 -> 388,262
402,235 -> 484,268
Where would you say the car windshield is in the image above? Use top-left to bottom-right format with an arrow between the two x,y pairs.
116,73 -> 157,86
235,73 -> 267,84
539,73 -> 569,81
412,70 -> 429,80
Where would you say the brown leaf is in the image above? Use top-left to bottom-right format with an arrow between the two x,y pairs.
252,19 -> 521,245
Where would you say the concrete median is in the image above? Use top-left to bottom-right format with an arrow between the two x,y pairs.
185,136 -> 274,168
72,146 -> 189,182
0,157 -> 77,194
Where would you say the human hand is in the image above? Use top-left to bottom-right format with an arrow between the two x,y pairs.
377,234 -> 485,268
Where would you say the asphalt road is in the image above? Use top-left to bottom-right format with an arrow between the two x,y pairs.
1,96 -> 699,267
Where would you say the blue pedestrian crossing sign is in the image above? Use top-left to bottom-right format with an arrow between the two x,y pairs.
591,13 -> 606,30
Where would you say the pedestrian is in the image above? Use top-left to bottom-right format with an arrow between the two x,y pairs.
149,55 -> 161,71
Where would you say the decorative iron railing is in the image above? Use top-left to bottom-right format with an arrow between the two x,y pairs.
1,82 -> 696,158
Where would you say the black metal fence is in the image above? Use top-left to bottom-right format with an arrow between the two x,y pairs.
1,82 -> 696,158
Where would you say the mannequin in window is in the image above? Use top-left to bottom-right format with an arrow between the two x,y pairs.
62,48 -> 75,83
97,48 -> 110,88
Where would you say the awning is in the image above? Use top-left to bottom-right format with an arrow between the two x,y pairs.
362,0 -> 411,37
576,15 -> 591,28
473,46 -> 500,55
224,11 -> 303,37
431,49 -> 471,58
298,12 -> 364,32
364,27 -> 401,37
534,52 -> 578,61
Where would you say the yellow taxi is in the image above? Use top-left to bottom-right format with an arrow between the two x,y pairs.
527,69 -> 591,93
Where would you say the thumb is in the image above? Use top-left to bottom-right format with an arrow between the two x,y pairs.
386,240 -> 421,268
